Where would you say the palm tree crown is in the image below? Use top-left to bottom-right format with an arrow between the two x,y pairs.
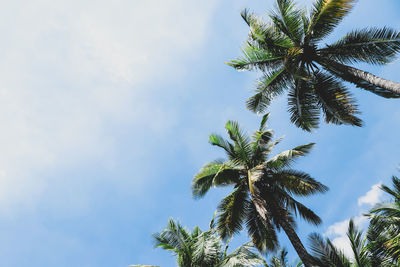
229,0 -> 400,131
153,218 -> 265,267
192,114 -> 328,266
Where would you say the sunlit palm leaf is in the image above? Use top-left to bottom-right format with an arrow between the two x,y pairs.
242,9 -> 293,52
153,218 -> 192,259
228,45 -> 284,71
266,143 -> 315,170
307,0 -> 356,42
220,242 -> 265,267
209,134 -> 238,161
192,230 -> 221,266
225,120 -> 253,166
270,0 -> 303,45
192,160 -> 241,198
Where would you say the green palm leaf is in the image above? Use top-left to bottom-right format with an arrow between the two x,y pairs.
246,68 -> 291,113
220,242 -> 265,267
308,232 -> 351,267
313,72 -> 362,126
192,160 -> 241,198
154,218 -> 267,266
192,230 -> 221,266
266,143 -> 315,170
273,169 -> 328,196
288,79 -> 320,131
217,186 -> 250,239
228,45 -> 284,71
320,27 -> 400,65
307,0 -> 356,42
270,0 -> 304,45
246,201 -> 279,252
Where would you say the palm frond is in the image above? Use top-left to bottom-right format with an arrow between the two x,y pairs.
308,233 -> 351,267
347,219 -> 369,267
313,72 -> 363,126
266,143 -> 315,170
209,134 -> 238,160
225,120 -> 253,166
259,113 -> 270,132
220,242 -> 265,267
216,186 -> 250,239
251,115 -> 275,166
253,137 -> 285,167
246,201 -> 279,252
252,130 -> 275,166
269,0 -> 304,45
246,68 -> 291,113
153,219 -> 191,255
284,194 -> 322,225
307,0 -> 356,42
228,45 -> 284,71
380,176 -> 400,201
288,79 -> 320,131
241,8 -> 253,26
269,248 -> 289,267
273,169 -> 328,196
192,230 -> 222,266
192,160 -> 241,199
320,27 -> 400,65
242,8 -> 294,53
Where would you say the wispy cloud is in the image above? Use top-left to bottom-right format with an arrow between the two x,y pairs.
0,0 -> 220,213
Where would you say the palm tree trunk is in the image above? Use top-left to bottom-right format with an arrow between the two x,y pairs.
316,57 -> 400,95
279,219 -> 316,267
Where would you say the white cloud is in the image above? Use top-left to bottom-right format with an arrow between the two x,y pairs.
0,0 -> 220,212
358,183 -> 383,207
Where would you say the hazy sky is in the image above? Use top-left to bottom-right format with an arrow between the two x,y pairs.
0,0 -> 399,266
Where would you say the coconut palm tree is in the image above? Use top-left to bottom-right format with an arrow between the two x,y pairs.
192,114 -> 328,266
153,218 -> 265,267
309,219 -> 396,266
368,176 -> 400,263
229,0 -> 400,131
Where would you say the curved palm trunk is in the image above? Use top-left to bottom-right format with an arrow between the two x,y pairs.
316,57 -> 400,95
279,219 -> 316,267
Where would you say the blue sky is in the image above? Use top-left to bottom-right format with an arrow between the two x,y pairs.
0,0 -> 399,266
